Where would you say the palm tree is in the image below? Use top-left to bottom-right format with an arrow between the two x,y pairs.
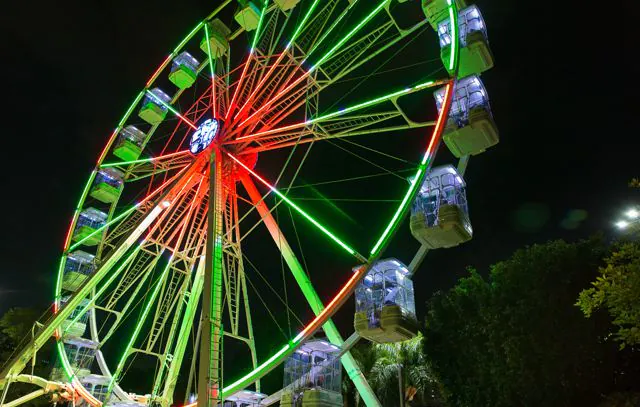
344,333 -> 444,407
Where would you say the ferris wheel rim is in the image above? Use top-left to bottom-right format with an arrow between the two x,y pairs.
50,1 -> 462,405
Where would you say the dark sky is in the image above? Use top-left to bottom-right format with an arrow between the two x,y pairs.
0,0 -> 638,390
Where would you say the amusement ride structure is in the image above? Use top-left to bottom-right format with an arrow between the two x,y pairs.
0,0 -> 497,406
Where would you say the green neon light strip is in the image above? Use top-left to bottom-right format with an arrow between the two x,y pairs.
118,92 -> 146,129
311,0 -> 387,70
250,1 -> 269,52
223,344 -> 291,396
288,0 -> 320,48
227,152 -> 363,260
447,0 -> 458,71
174,21 -> 205,54
204,24 -> 216,80
305,0 -> 357,58
109,257 -> 173,393
370,167 -> 424,256
204,23 -> 218,119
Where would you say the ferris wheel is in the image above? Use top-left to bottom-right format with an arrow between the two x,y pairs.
0,0 -> 497,406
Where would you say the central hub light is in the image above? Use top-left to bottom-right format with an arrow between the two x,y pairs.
190,118 -> 219,154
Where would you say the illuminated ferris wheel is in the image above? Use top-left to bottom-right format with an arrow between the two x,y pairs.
0,0 -> 497,406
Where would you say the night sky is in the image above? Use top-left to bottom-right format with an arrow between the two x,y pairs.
0,0 -> 638,391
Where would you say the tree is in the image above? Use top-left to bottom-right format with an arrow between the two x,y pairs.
370,333 -> 443,407
424,238 -> 640,407
598,392 -> 640,407
344,334 -> 444,407
577,242 -> 640,348
0,308 -> 53,407
0,307 -> 41,366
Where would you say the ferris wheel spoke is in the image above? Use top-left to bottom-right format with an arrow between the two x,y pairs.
228,152 -> 365,262
231,0 -> 321,122
100,149 -> 193,182
239,174 -> 380,404
232,0 -> 388,134
224,1 -> 270,121
229,77 -> 445,151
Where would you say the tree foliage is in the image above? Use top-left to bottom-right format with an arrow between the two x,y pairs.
0,307 -> 41,366
344,333 -> 443,407
577,242 -> 640,348
0,307 -> 53,407
424,238 -> 639,407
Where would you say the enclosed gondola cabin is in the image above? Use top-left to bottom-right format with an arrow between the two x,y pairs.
201,19 -> 231,58
234,0 -> 261,31
438,5 -> 494,77
80,374 -> 112,403
354,259 -> 418,343
90,168 -> 124,203
72,208 -> 108,246
435,75 -> 498,157
223,390 -> 267,406
60,297 -> 91,338
138,88 -> 171,125
169,52 -> 199,89
410,165 -> 472,248
113,125 -> 146,161
274,0 -> 300,11
62,251 -> 95,292
422,0 -> 466,29
50,336 -> 98,381
281,340 -> 343,407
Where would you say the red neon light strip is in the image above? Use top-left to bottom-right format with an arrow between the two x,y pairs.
295,265 -> 367,340
233,52 -> 286,121
237,69 -> 309,129
146,55 -> 173,87
421,81 -> 453,165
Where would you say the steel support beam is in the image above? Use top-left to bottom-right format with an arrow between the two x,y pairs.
240,175 -> 381,407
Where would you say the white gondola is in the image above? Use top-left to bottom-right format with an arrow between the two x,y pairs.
354,259 -> 418,343
72,208 -> 107,246
281,340 -> 342,407
410,165 -> 472,248
438,5 -> 494,77
113,125 -> 146,161
434,75 -> 498,157
169,52 -> 200,89
422,0 -> 466,29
